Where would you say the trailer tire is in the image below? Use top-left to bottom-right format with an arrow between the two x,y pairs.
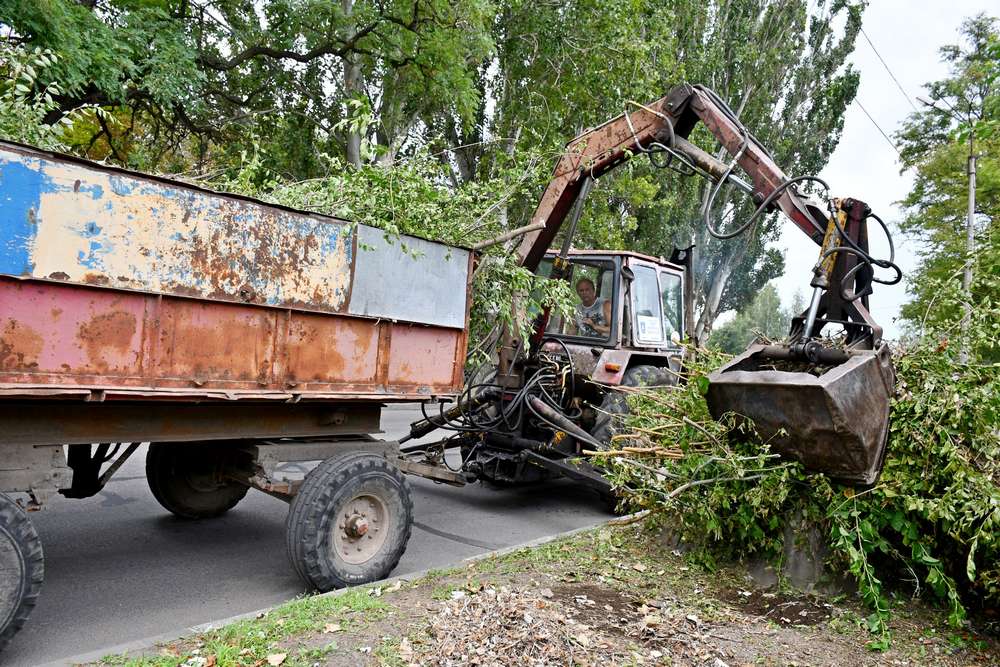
591,365 -> 677,449
146,443 -> 249,519
0,493 -> 43,653
286,452 -> 412,591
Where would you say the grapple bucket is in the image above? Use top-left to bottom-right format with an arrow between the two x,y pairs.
705,342 -> 895,486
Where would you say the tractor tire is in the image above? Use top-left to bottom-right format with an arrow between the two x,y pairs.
146,443 -> 249,520
591,365 -> 677,449
0,493 -> 43,653
286,451 -> 412,591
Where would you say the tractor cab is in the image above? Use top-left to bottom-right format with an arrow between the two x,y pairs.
537,249 -> 688,386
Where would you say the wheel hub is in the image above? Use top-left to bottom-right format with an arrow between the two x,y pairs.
332,493 -> 389,565
345,515 -> 369,538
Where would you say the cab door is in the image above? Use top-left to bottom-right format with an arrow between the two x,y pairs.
627,260 -> 667,348
627,258 -> 685,349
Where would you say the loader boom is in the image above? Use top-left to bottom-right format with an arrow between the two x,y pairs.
509,82 -> 899,485
516,83 -> 829,272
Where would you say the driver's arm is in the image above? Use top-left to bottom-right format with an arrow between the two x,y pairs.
592,299 -> 612,335
567,307 -> 580,335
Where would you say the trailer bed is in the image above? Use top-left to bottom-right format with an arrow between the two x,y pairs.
0,141 -> 473,406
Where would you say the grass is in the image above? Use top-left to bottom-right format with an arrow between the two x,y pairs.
99,588 -> 390,667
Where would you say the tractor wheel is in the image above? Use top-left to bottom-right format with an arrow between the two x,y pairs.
146,443 -> 250,520
590,365 -> 677,449
0,493 -> 43,653
286,451 -> 412,591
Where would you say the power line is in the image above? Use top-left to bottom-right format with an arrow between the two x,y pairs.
860,27 -> 918,113
854,99 -> 903,159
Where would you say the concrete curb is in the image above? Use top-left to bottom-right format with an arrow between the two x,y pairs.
45,511 -> 642,666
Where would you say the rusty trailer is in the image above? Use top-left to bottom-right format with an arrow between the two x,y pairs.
0,141 -> 473,651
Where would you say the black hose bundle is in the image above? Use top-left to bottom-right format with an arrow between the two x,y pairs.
416,338 -> 603,450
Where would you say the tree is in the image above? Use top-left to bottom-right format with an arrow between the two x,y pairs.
646,0 -> 862,343
0,0 -> 493,176
447,0 -> 861,342
896,14 -> 999,362
707,284 -> 797,353
1,0 -> 862,345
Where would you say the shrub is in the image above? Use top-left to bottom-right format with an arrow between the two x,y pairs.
604,337 -> 1000,648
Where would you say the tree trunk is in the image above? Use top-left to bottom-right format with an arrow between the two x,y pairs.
694,236 -> 752,343
342,0 -> 362,168
691,84 -> 757,342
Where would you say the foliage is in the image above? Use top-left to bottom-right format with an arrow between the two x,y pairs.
0,0 -> 493,175
605,288 -> 1000,648
707,285 -> 804,353
2,0 -> 863,339
896,14 -> 1000,360
0,41 -> 74,149
448,0 -> 864,340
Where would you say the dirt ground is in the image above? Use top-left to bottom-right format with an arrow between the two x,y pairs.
101,523 -> 1000,667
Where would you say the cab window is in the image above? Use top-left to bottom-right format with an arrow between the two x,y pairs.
631,264 -> 664,344
536,258 -> 615,341
660,270 -> 683,340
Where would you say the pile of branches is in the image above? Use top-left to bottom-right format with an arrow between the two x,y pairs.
600,344 -> 1000,648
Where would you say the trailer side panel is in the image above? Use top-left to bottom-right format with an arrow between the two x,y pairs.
0,142 -> 472,401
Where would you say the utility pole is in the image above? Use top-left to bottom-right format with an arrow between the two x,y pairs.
918,95 -> 977,363
962,136 -> 976,364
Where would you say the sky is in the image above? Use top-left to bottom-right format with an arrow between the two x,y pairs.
771,0 -> 995,340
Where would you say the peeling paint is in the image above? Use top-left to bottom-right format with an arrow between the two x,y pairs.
1,144 -> 472,329
2,152 -> 354,314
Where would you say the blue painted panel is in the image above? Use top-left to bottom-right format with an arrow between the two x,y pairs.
0,158 -> 46,275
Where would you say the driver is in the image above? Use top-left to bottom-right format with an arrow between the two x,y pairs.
571,277 -> 611,337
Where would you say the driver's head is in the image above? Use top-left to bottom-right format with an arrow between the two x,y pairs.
575,278 -> 597,306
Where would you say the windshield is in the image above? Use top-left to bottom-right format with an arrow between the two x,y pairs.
537,258 -> 616,341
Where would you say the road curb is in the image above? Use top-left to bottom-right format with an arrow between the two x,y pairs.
46,511 -> 641,666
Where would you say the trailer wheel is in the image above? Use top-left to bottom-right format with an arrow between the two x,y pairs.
0,493 -> 43,652
286,452 -> 412,591
591,365 -> 677,448
146,443 -> 249,519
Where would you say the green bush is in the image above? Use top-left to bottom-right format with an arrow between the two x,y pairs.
605,336 -> 999,648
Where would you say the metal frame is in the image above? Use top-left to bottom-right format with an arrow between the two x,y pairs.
0,401 -> 383,448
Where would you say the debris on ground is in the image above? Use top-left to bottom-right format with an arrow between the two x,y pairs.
93,524 -> 1000,667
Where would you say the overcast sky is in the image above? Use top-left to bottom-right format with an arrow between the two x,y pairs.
772,1 -> 995,340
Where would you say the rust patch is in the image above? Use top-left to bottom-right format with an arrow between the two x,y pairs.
83,273 -> 110,286
152,301 -> 275,384
284,314 -> 378,384
0,321 -> 44,370
50,308 -> 63,318
77,311 -> 138,370
48,271 -> 70,281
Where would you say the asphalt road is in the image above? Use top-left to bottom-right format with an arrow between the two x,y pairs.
3,406 -> 610,666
